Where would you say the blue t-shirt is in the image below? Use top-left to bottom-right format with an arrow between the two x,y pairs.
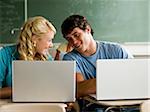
63,41 -> 133,80
0,44 -> 53,88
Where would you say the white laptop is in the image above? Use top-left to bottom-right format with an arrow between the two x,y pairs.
12,61 -> 76,102
91,59 -> 150,100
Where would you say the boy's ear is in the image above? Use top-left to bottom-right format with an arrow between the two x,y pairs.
86,25 -> 91,34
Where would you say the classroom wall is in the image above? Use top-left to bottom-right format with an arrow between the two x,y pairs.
121,43 -> 150,58
0,42 -> 149,59
0,0 -> 149,57
0,0 -> 149,44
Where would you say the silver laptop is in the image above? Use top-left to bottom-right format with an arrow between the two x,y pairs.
91,59 -> 149,100
12,61 -> 76,102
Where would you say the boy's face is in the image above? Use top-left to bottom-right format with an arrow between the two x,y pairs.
65,27 -> 91,54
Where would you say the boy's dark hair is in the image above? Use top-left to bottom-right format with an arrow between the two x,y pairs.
61,14 -> 94,38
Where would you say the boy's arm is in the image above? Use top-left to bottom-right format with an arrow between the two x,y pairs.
76,73 -> 96,98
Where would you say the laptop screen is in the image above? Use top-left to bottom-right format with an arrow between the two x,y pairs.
12,61 -> 76,102
96,59 -> 149,100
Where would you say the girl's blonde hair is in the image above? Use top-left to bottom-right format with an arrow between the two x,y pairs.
18,16 -> 56,61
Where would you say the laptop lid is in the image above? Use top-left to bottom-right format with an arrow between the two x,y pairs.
96,59 -> 149,100
12,61 -> 76,102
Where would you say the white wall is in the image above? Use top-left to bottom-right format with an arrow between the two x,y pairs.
121,42 -> 150,59
1,43 -> 150,59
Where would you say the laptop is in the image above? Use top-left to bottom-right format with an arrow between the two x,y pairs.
12,60 -> 76,102
91,59 -> 150,100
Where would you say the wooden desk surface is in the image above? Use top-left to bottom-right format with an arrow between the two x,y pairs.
0,99 -> 12,106
0,99 -> 67,107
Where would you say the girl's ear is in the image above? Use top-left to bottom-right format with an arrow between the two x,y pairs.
31,35 -> 37,43
31,35 -> 38,47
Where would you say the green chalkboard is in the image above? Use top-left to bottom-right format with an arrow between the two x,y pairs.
0,0 -> 24,44
0,0 -> 149,44
28,0 -> 149,43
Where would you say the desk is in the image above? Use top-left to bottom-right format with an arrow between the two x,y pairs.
83,96 -> 149,112
0,99 -> 67,112
0,99 -> 12,106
